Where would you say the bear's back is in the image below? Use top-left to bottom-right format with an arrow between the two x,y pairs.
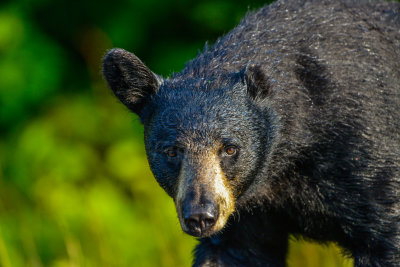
178,0 -> 400,81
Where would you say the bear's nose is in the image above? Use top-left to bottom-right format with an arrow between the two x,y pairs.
183,204 -> 219,237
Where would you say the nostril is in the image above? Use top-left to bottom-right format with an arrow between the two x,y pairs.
184,215 -> 202,236
184,211 -> 217,236
182,202 -> 220,236
185,217 -> 200,230
199,217 -> 216,233
203,218 -> 216,228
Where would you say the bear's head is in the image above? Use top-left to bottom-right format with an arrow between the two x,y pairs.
103,49 -> 273,237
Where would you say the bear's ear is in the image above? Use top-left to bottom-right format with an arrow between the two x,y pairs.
102,48 -> 162,115
244,65 -> 271,101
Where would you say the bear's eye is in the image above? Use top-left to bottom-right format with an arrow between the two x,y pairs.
163,146 -> 183,159
224,145 -> 238,156
167,149 -> 177,157
164,147 -> 177,158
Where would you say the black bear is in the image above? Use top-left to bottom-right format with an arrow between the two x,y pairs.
102,0 -> 400,266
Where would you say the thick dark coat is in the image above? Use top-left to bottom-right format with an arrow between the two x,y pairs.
103,0 -> 400,266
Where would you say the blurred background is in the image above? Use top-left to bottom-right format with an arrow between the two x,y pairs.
0,0 -> 360,266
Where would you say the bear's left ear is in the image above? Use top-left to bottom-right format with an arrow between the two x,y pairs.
102,48 -> 162,115
243,65 -> 271,101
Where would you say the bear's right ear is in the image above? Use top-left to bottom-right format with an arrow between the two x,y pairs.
243,65 -> 271,101
102,48 -> 162,115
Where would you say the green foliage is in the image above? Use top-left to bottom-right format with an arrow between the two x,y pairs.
0,0 -> 380,265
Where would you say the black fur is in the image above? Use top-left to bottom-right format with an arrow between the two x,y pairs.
103,0 -> 400,266
103,48 -> 161,114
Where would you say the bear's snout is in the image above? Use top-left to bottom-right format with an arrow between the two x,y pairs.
182,201 -> 219,237
175,152 -> 235,237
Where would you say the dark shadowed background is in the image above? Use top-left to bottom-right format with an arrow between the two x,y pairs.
0,0 -> 366,265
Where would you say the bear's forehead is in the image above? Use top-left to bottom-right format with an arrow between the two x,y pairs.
155,83 -> 247,114
158,76 -> 246,101
149,83 -> 256,145
150,97 -> 255,147
153,103 -> 222,134
153,94 -> 249,129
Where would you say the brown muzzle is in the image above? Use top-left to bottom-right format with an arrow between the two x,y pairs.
175,151 -> 235,237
